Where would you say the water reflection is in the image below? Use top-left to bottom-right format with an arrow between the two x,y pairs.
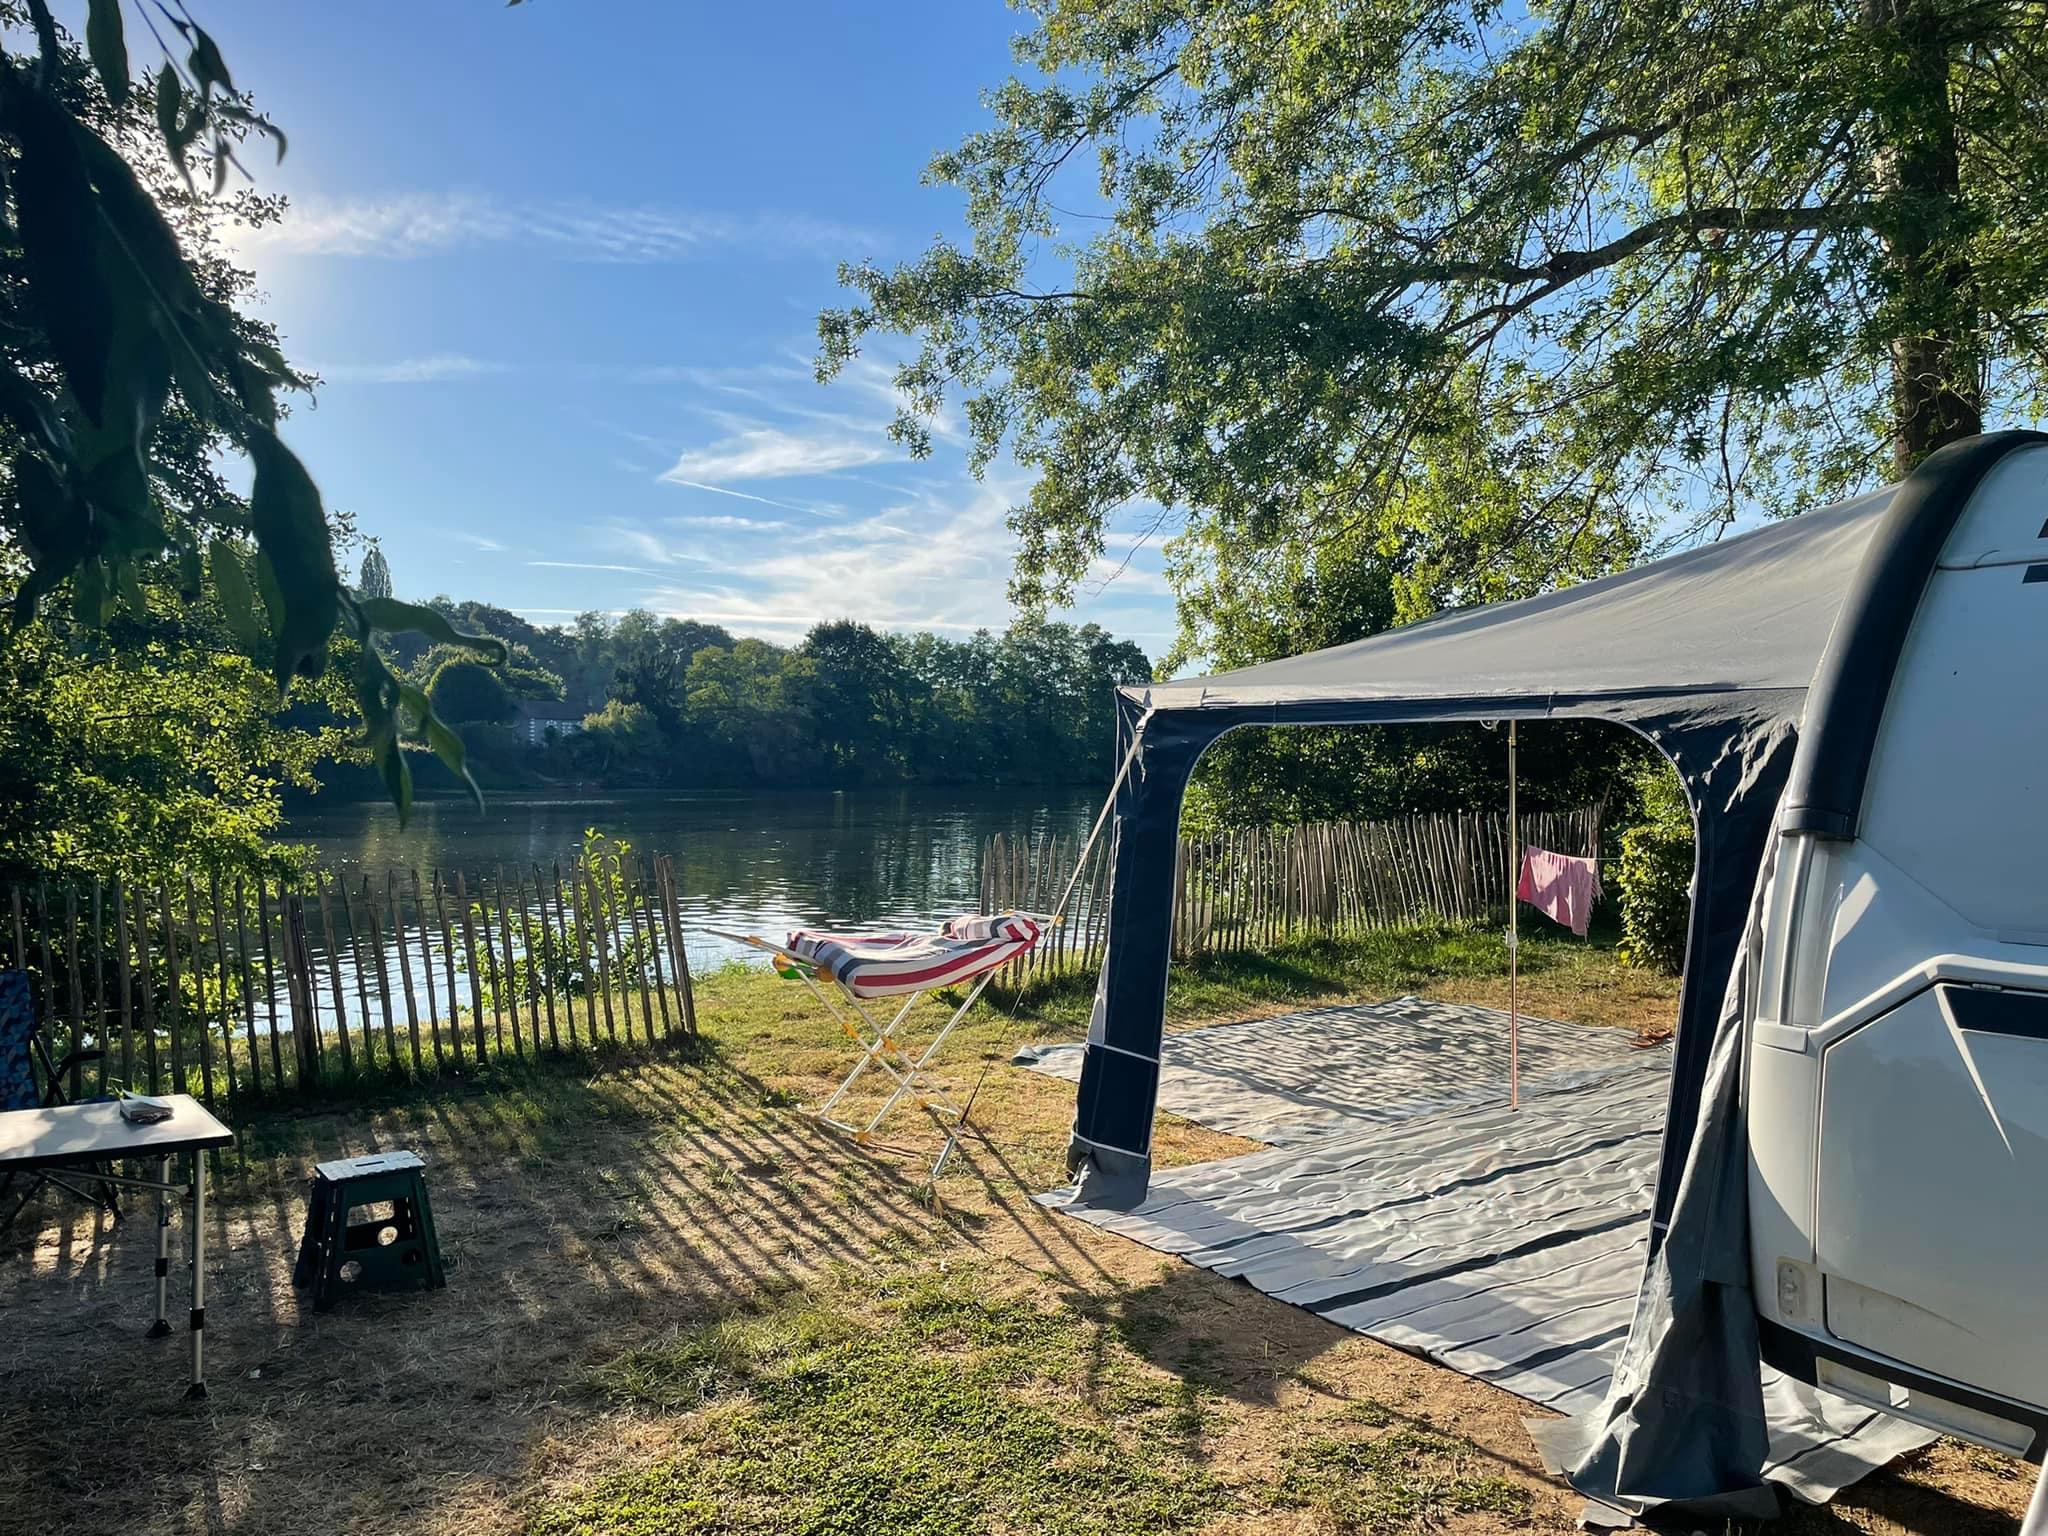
285,787 -> 1099,973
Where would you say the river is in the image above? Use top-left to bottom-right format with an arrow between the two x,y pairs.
283,787 -> 1101,972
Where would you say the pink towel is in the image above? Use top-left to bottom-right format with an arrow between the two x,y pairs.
1516,846 -> 1600,937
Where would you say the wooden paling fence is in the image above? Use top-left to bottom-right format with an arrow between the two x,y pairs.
982,805 -> 1602,977
2,849 -> 697,1111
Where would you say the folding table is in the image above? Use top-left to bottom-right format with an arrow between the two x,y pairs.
0,1095 -> 234,1397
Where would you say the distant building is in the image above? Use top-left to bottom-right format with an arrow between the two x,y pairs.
516,701 -> 587,746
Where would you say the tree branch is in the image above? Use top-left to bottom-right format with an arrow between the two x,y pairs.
1407,202 -> 1879,291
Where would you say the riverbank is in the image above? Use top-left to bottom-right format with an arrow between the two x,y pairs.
2,931 -> 2027,1536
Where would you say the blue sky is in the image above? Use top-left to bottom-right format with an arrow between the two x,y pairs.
188,1 -> 1177,651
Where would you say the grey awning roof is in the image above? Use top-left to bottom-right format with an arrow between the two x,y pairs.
1133,486 -> 1897,714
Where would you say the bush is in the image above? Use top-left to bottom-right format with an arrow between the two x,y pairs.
429,658 -> 516,725
1614,762 -> 1695,973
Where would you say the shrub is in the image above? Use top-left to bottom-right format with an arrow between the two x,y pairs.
1614,762 -> 1695,973
428,658 -> 516,725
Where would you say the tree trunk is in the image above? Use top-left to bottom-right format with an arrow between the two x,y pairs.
1865,0 -> 1982,474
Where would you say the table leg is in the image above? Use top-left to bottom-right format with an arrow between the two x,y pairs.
186,1149 -> 207,1399
145,1152 -> 171,1340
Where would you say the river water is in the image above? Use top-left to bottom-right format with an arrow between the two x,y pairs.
283,787 -> 1101,973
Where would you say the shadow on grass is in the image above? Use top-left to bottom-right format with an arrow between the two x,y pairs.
0,1011 -> 998,1536
985,920 -> 1608,1035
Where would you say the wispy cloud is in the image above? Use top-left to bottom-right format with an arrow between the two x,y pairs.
668,514 -> 792,531
642,479 -> 1019,641
634,470 -> 1178,650
608,527 -> 710,568
660,426 -> 892,483
319,354 -> 507,385
661,478 -> 840,517
527,560 -> 655,576
235,192 -> 884,263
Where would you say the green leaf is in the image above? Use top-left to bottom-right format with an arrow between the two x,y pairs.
73,308 -> 171,553
6,450 -> 86,577
253,548 -> 285,632
358,596 -> 509,663
207,537 -> 263,653
187,28 -> 234,100
86,0 -> 130,107
11,87 -> 115,424
0,358 -> 69,458
175,538 -> 203,598
374,735 -> 414,826
154,64 -> 189,191
72,557 -> 112,626
246,425 -> 341,687
114,559 -> 148,619
72,125 -> 208,321
215,102 -> 287,164
397,680 -> 483,809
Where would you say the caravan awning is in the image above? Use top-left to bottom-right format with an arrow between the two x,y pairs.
1139,486 -> 1889,715
1058,430 -> 2048,1515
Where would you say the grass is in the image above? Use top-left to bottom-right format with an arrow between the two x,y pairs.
0,923 -> 2033,1536
1273,1426 -> 1531,1534
546,1260 -> 1546,1536
988,921 -> 1640,1033
551,1266 -> 1229,1536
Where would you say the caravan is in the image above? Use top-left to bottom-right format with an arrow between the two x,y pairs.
1747,438 -> 2048,1461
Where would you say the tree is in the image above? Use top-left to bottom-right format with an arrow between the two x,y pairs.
0,1 -> 503,821
684,637 -> 823,783
577,699 -> 662,778
797,620 -> 924,782
413,639 -> 560,704
356,542 -> 392,601
820,0 -> 2048,662
428,658 -> 515,727
609,612 -> 735,736
0,559 -> 354,883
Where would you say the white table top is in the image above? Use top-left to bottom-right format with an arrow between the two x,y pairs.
0,1096 -> 234,1171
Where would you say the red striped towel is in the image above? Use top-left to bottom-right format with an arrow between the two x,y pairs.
786,913 -> 1042,998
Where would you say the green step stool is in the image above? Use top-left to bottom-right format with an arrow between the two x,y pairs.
293,1150 -> 446,1311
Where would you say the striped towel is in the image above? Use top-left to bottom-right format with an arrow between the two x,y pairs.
786,913 -> 1042,999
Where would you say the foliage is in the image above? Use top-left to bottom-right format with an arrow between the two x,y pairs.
1185,719 -> 1641,830
0,553 -> 353,886
470,830 -> 657,1009
0,0 -> 503,823
1615,761 -> 1696,973
578,698 -> 661,774
355,542 -> 391,601
819,0 -> 2048,665
327,607 -> 1155,793
1176,535 -> 1653,826
427,656 -> 515,726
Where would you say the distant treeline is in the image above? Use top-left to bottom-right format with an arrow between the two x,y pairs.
307,602 -> 1154,797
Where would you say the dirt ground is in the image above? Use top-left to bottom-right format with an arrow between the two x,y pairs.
0,950 -> 2033,1536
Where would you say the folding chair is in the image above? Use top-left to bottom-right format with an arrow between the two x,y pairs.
703,914 -> 1042,1170
0,967 -> 119,1229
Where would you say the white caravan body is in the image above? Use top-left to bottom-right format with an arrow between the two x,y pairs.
1749,440 -> 2048,1458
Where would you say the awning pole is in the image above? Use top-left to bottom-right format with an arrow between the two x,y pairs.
1508,719 -> 1520,1110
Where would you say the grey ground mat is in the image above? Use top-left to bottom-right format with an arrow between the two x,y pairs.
1029,1003 -> 1933,1508
1019,997 -> 1646,1145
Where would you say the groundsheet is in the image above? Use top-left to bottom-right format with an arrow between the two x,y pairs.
1024,1001 -> 1932,1507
